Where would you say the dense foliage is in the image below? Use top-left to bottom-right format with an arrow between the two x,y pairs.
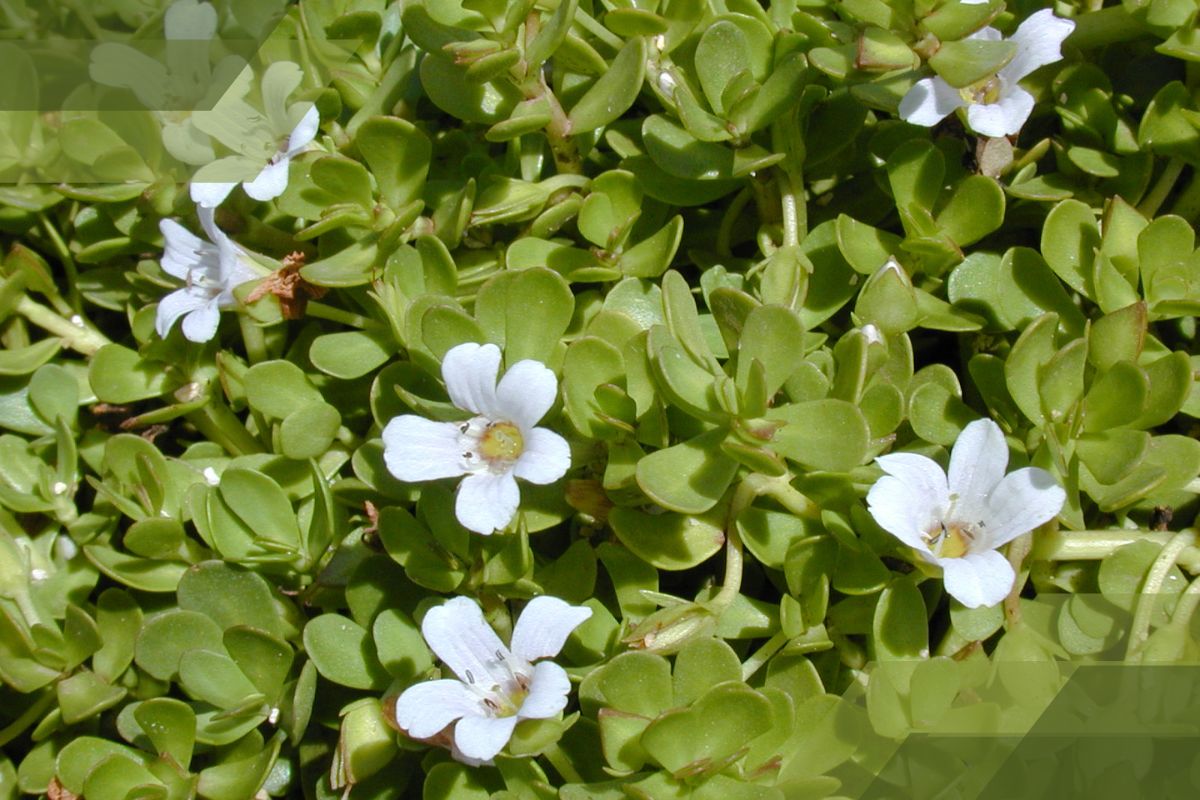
1,0 -> 1199,798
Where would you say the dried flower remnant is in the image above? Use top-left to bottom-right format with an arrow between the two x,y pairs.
244,251 -> 326,319
866,419 -> 1066,608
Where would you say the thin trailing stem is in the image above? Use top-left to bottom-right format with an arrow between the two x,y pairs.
1033,528 -> 1200,573
17,295 -> 111,355
742,631 -> 788,681
1125,529 -> 1196,660
1137,157 -> 1185,217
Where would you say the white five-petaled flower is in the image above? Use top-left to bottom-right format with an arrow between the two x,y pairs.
899,9 -> 1076,138
190,103 -> 320,208
382,342 -> 571,535
394,595 -> 592,764
866,418 -> 1066,609
156,205 -> 260,342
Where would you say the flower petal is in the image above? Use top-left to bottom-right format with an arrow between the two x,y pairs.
393,679 -> 480,738
155,287 -> 210,338
164,0 -> 218,39
159,218 -> 209,280
180,298 -> 222,343
382,415 -> 468,482
287,104 -> 321,154
190,180 -> 236,208
453,714 -> 519,762
455,471 -> 520,535
442,342 -> 501,417
939,550 -> 1015,609
868,453 -> 950,555
946,418 -> 1009,524
243,157 -> 290,202
495,359 -> 558,429
421,597 -> 510,687
510,596 -> 592,663
898,77 -> 966,128
966,25 -> 1003,41
512,428 -> 570,485
517,661 -> 571,720
981,467 -> 1065,548
1003,9 -> 1075,82
965,84 -> 1035,137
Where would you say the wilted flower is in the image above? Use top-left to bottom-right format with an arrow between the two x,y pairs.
394,595 -> 591,764
382,342 -> 570,535
866,418 -> 1065,608
156,205 -> 260,342
899,9 -> 1076,137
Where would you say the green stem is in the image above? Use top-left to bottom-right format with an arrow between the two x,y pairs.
0,688 -> 55,747
1166,573 -> 1200,635
238,315 -> 268,365
304,302 -> 369,329
542,742 -> 582,784
717,187 -> 754,259
1168,168 -> 1200,223
187,399 -> 263,456
16,296 -> 111,355
1034,528 -> 1200,573
759,478 -> 822,519
1125,529 -> 1196,660
741,631 -> 788,681
1003,532 -> 1033,628
38,212 -> 80,311
1137,157 -> 1185,217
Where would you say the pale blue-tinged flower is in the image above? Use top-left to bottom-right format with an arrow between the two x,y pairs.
382,342 -> 571,535
394,595 -> 591,764
866,419 -> 1065,608
190,104 -> 319,207
899,9 -> 1075,137
156,205 -> 260,342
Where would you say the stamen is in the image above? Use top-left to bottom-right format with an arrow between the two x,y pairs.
465,669 -> 475,685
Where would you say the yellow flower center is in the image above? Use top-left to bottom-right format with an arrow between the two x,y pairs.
925,522 -> 975,559
478,422 -> 524,464
960,76 -> 1003,105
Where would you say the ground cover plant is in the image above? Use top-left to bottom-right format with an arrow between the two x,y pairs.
1,0 -> 1200,797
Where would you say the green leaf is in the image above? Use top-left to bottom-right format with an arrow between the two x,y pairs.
635,428 -> 738,514
639,682 -> 773,774
475,267 -> 574,365
874,578 -> 928,660
310,330 -> 394,380
88,345 -> 166,403
135,609 -> 224,681
244,360 -> 323,418
769,400 -> 870,472
303,614 -> 390,691
1041,199 -> 1099,298
928,39 -> 1016,88
134,698 -> 195,770
609,506 -> 725,571
567,37 -> 647,133
280,402 -> 341,460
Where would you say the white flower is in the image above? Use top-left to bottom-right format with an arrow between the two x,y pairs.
382,342 -> 571,535
190,103 -> 319,207
394,595 -> 592,764
866,418 -> 1065,608
156,205 -> 260,342
899,9 -> 1075,137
